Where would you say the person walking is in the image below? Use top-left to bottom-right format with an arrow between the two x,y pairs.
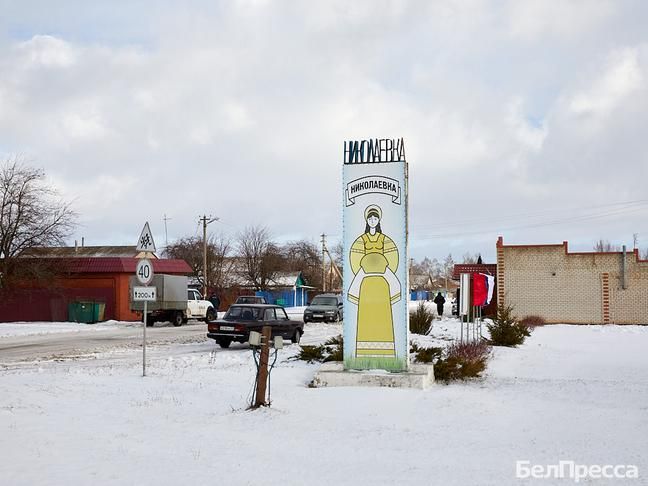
209,293 -> 221,312
433,291 -> 446,318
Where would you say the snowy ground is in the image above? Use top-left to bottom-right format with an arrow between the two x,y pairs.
1,313 -> 647,485
0,320 -> 133,338
0,313 -> 228,339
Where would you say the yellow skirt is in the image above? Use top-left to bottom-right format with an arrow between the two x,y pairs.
356,275 -> 395,357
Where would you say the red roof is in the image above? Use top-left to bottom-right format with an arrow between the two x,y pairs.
19,257 -> 192,275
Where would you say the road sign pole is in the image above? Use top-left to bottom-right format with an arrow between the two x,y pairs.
135,221 -> 157,378
143,300 -> 147,377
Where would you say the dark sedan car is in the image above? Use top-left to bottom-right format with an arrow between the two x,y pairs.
303,294 -> 343,323
207,304 -> 304,348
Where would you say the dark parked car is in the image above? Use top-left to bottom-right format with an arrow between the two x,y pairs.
234,295 -> 267,304
303,294 -> 343,323
207,304 -> 303,348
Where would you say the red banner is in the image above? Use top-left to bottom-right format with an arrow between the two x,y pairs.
472,273 -> 488,307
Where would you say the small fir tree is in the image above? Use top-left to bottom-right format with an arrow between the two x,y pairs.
487,304 -> 531,347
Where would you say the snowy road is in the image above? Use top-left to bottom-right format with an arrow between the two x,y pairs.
0,321 -> 208,363
1,321 -> 647,485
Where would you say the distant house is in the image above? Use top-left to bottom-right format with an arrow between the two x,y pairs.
409,273 -> 432,300
254,272 -> 316,307
0,246 -> 191,323
22,245 -> 156,260
410,273 -> 459,301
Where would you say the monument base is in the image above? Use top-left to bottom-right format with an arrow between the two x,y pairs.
311,362 -> 434,389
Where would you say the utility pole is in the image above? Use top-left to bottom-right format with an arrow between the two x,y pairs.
323,246 -> 342,282
200,215 -> 219,298
163,214 -> 172,248
321,233 -> 327,293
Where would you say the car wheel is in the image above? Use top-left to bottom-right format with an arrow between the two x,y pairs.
292,329 -> 302,344
205,308 -> 216,322
146,316 -> 155,327
217,338 -> 232,348
172,311 -> 184,327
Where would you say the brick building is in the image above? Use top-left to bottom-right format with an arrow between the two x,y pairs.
496,237 -> 648,324
0,246 -> 191,322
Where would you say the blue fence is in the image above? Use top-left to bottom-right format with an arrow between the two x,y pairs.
410,290 -> 430,301
255,288 -> 308,307
411,290 -> 454,301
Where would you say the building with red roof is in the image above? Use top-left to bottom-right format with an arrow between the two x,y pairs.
0,246 -> 191,322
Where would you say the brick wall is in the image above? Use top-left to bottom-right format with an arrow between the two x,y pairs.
496,237 -> 648,324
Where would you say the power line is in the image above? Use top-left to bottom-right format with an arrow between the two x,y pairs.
416,204 -> 648,240
411,199 -> 648,231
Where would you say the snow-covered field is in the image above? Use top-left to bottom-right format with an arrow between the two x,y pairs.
1,316 -> 647,485
0,320 -> 135,338
0,313 -> 229,339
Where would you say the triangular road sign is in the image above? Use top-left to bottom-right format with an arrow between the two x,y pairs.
136,222 -> 157,253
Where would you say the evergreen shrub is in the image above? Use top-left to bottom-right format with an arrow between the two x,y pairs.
409,301 -> 434,335
410,342 -> 443,363
487,304 -> 531,347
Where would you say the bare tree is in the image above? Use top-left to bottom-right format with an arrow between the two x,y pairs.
429,258 -> 442,280
442,253 -> 455,288
236,226 -> 283,290
282,239 -> 322,288
331,241 -> 344,270
593,239 -> 620,252
409,256 -> 441,278
165,234 -> 231,292
0,158 -> 76,289
462,252 -> 479,264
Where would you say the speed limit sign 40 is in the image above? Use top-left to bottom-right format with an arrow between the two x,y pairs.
136,259 -> 154,285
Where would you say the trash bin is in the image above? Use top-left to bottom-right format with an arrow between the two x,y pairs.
93,302 -> 106,322
68,301 -> 96,324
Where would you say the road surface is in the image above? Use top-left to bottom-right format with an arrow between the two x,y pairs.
0,321 -> 209,364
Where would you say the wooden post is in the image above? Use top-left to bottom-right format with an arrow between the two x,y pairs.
254,326 -> 272,408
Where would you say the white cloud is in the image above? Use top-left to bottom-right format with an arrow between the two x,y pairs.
506,97 -> 546,151
50,173 -> 137,218
507,0 -> 614,41
17,35 -> 77,68
61,110 -> 108,141
0,2 -> 647,260
568,47 -> 643,118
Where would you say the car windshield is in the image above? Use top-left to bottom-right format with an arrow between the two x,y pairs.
224,306 -> 262,321
310,297 -> 338,306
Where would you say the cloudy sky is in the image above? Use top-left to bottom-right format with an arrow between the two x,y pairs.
1,0 -> 647,262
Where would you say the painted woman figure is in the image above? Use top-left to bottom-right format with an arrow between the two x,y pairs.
348,205 -> 401,359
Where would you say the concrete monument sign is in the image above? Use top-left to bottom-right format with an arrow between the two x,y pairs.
343,138 -> 409,371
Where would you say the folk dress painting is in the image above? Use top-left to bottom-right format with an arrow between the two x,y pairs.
343,156 -> 408,371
